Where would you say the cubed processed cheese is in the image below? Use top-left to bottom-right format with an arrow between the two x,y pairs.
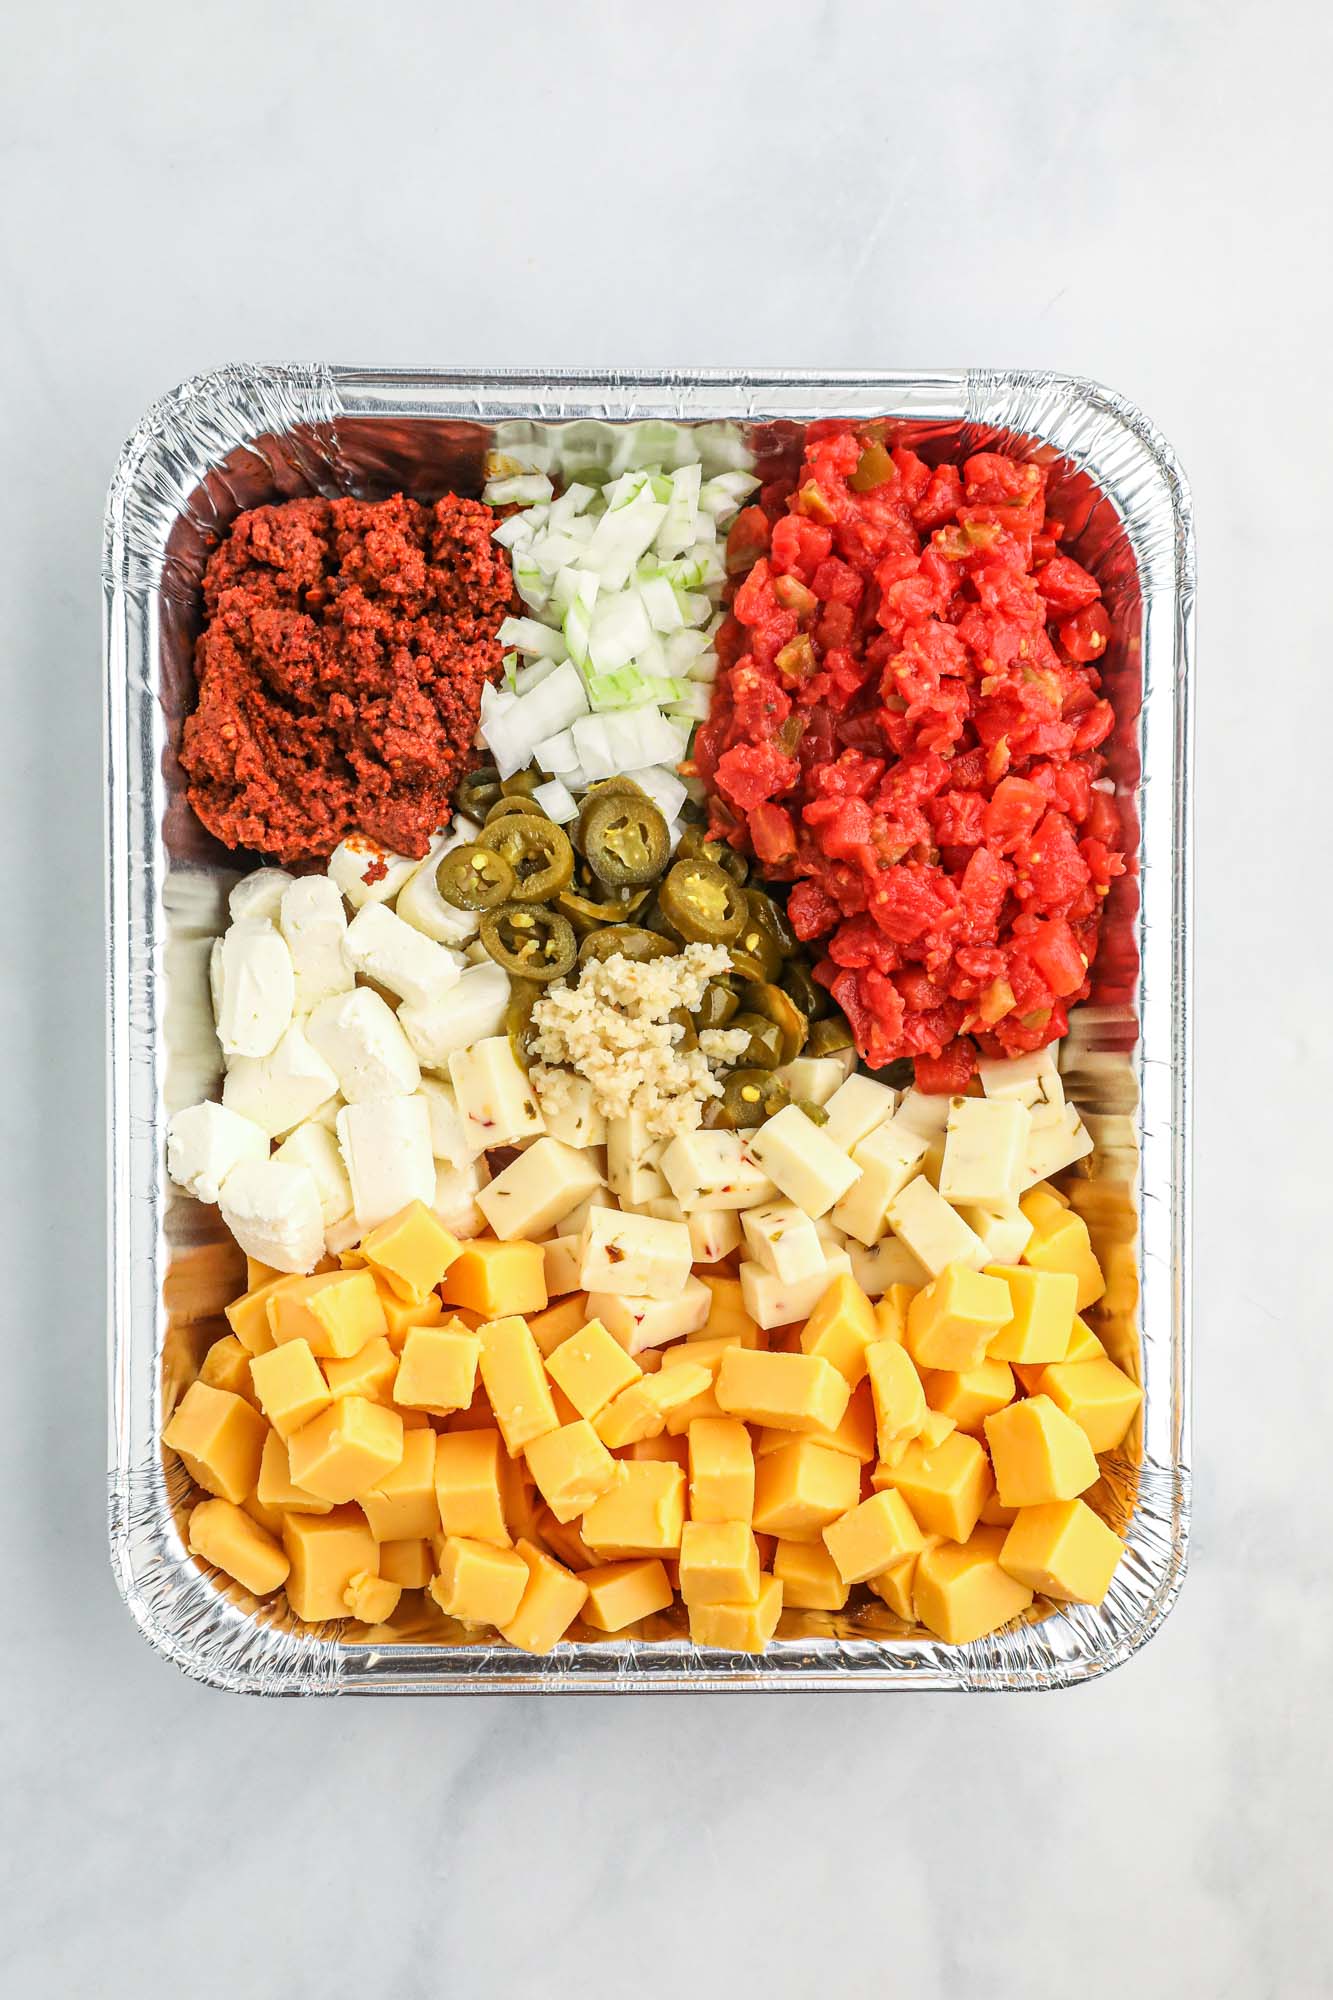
938,1096 -> 1031,1207
799,1271 -> 878,1386
1037,1355 -> 1143,1454
751,1440 -> 860,1536
659,1129 -> 777,1212
374,1285 -> 445,1356
878,1429 -> 993,1543
581,1462 -> 687,1557
394,1321 -> 480,1413
359,1200 -> 461,1304
921,1356 -> 1016,1435
441,1238 -> 548,1318
715,1348 -> 850,1434
430,1534 -> 530,1627
696,1274 -> 760,1345
687,1417 -> 755,1523
163,1382 -> 267,1506
267,1267 -> 388,1359
579,1558 -> 674,1632
343,1571 -> 402,1623
188,1497 -> 290,1596
477,1137 -> 603,1242
741,1202 -> 827,1285
379,1538 -> 435,1589
745,1105 -> 860,1219
544,1318 -> 641,1419
983,1394 -> 1099,1507
198,1334 -> 256,1404
688,1573 -> 783,1653
478,1316 -> 559,1456
886,1176 -> 987,1277
772,1538 -> 850,1611
587,1275 -> 712,1353
359,1427 -> 440,1541
913,1527 -> 1035,1644
527,1293 -> 592,1358
579,1208 -> 693,1300
594,1365 -> 713,1449
905,1265 -> 1013,1371
678,1520 -> 761,1606
999,1498 -> 1124,1603
323,1334 -> 399,1405
226,1273 -> 304,1355
864,1339 -> 927,1456
248,1338 -> 332,1442
256,1428 -> 331,1516
434,1429 -> 511,1545
281,1505 -> 378,1622
984,1265 -> 1078,1364
757,1378 -> 876,1464
822,1488 -> 924,1585
1021,1203 -> 1106,1310
287,1395 -> 404,1504
497,1539 -> 589,1654
448,1037 -> 545,1151
739,1249 -> 853,1332
523,1421 -> 618,1522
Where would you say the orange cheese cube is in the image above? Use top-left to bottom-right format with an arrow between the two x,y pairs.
752,1439 -> 860,1536
163,1381 -> 267,1505
343,1570 -> 402,1622
878,1429 -> 992,1542
799,1271 -> 878,1386
360,1200 -> 461,1304
688,1573 -> 783,1653
1021,1204 -> 1105,1310
1000,1498 -> 1124,1603
255,1428 -> 331,1516
198,1334 -> 256,1404
359,1427 -> 440,1540
906,1265 -> 1012,1371
246,1254 -> 283,1291
1013,1313 -> 1104,1392
1020,1180 -> 1070,1222
678,1520 -> 761,1605
243,1486 -> 286,1538
579,1558 -> 674,1632
323,1334 -> 399,1406
772,1539 -> 850,1611
528,1293 -> 592,1358
595,1363 -> 713,1449
917,1409 -> 956,1450
545,1318 -> 641,1419
287,1396 -> 404,1504
534,1506 -> 603,1575
698,1274 -> 761,1345
375,1286 -> 446,1356
623,1431 -> 690,1469
441,1238 -> 547,1318
984,1394 -> 1099,1507
188,1497 -> 290,1596
282,1506 -> 378,1622
913,1527 -> 1034,1645
1038,1356 -> 1143,1454
430,1534 -> 529,1626
873,1284 -> 916,1346
984,1265 -> 1078,1364
478,1315 -> 559,1456
714,1348 -> 850,1434
581,1462 -> 686,1557
395,1321 -> 480,1413
864,1338 -> 927,1456
249,1339 -> 332,1443
687,1417 -> 755,1523
379,1537 -> 435,1589
524,1421 -> 618,1522
434,1429 -> 511,1546
755,1377 -> 876,1464
979,1488 -> 1019,1528
823,1488 -> 924,1585
267,1269 -> 388,1360
498,1538 -> 589,1653
866,1540 -> 939,1621
225,1274 -> 302,1355
921,1356 -> 1015,1436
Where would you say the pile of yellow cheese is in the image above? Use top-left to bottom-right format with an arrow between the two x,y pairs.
166,1182 -> 1142,1654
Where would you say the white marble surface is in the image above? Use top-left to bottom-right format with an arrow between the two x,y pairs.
3,2 -> 1330,1993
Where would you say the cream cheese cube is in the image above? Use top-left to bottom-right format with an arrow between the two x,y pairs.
343,901 -> 463,1010
659,1129 -> 777,1212
829,1117 -> 930,1246
393,818 -> 483,947
543,1235 -> 584,1297
687,1209 -> 742,1264
739,1249 -> 853,1331
821,1075 -> 899,1154
536,1073 -> 607,1150
278,875 -> 354,1015
775,1056 -> 855,1109
956,1202 -> 1035,1265
398,960 -> 510,1072
938,1097 -> 1032,1207
307,987 -> 420,1103
978,1045 -> 1065,1113
847,1236 -> 930,1297
337,1095 -> 435,1231
328,836 -> 419,910
579,1208 -> 693,1300
448,1036 -> 546,1152
218,1157 -> 325,1274
229,867 -> 294,925
885,1176 -> 987,1276
273,1118 -> 354,1232
215,918 -> 295,1060
166,1101 -> 268,1205
588,1275 -> 712,1353
893,1087 -> 953,1140
431,1156 -> 489,1240
418,1078 -> 471,1166
745,1105 -> 860,1219
607,1108 -> 670,1207
741,1202 -> 827,1285
477,1137 -> 602,1241
1022,1102 -> 1094,1185
221,1022 -> 340,1139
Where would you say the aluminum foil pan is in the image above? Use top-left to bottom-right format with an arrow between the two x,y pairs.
105,368 -> 1193,1693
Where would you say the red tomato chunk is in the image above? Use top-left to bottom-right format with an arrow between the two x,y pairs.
698,432 -> 1125,1083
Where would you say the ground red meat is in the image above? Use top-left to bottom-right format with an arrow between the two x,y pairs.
181,492 -> 512,863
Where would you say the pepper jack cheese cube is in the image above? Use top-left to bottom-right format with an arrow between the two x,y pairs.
524,1421 -> 618,1523
476,1137 -> 602,1243
938,1097 -> 1031,1208
914,1527 -> 1035,1644
1000,1499 -> 1124,1603
188,1497 -> 290,1596
848,1236 -> 930,1298
249,1339 -> 333,1443
287,1395 -> 404,1504
906,1265 -> 1013,1372
395,1321 -> 480,1414
537,1072 -> 607,1150
864,1339 -> 927,1456
955,1202 -> 1034,1267
267,1268 -> 388,1360
772,1538 -> 850,1611
741,1202 -> 826,1285
594,1364 -> 713,1450
605,1108 -> 670,1208
256,1428 -> 331,1516
163,1382 -> 267,1505
659,1128 -> 776,1213
544,1318 -> 641,1419
984,1394 -> 1099,1507
498,1539 -> 589,1653
448,1036 -> 545,1152
588,1276 -> 713,1354
379,1537 -> 436,1589
978,1046 -> 1064,1110
434,1429 -> 511,1546
886,1177 -> 987,1278
799,1271 -> 878,1387
441,1238 -> 548,1318
751,1440 -> 860,1536
715,1348 -> 850,1435
1037,1356 -> 1143,1454
581,1462 -> 687,1557
358,1427 -> 440,1540
1022,1102 -> 1094,1185
1021,1204 -> 1106,1310
430,1534 -> 530,1627
337,1096 -> 435,1235
745,1105 -> 860,1219
688,1573 -> 783,1653
343,1571 -> 402,1623
359,1200 -> 461,1304
688,1209 -> 743,1264
477,1315 -> 559,1457
687,1417 -> 755,1523
879,1429 -> 992,1543
282,1506 -> 378,1623
579,1558 -> 674,1632
823,1487 -> 924,1585
678,1520 -> 761,1605
921,1356 -> 1016,1436
829,1119 -> 929,1248
821,1075 -> 899,1154
775,1054 -> 853,1108
984,1265 -> 1078,1364
579,1208 -> 693,1300
739,1249 -> 853,1332
542,1237 -> 584,1300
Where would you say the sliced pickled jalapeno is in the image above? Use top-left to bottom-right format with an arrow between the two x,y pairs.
709,1069 -> 791,1129
436,843 -> 516,911
579,790 -> 671,888
727,1012 -> 786,1069
806,1016 -> 855,1058
577,926 -> 677,969
478,814 -> 574,902
669,1006 -> 698,1053
485,794 -> 552,827
779,960 -> 827,1021
505,979 -> 544,1067
739,981 -> 808,1064
675,826 -> 749,886
455,765 -> 503,820
658,858 -> 746,945
499,770 -> 547,800
479,904 -> 577,982
692,979 -> 739,1031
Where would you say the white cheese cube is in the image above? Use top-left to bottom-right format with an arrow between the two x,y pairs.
847,1236 -> 930,1297
978,1045 -> 1065,1113
938,1096 -> 1032,1207
536,1073 -> 607,1150
309,1094 -> 345,1133
554,1189 -> 616,1236
543,1235 -> 584,1297
417,1077 -> 471,1166
659,1129 -> 777,1212
431,1157 -> 489,1240
448,1036 -> 545,1152
607,1108 -> 670,1207
209,937 -> 225,1024
1022,1103 -> 1094,1185
579,1208 -> 693,1300
325,1213 -> 365,1256
740,1202 -> 827,1285
821,1075 -> 899,1154
815,1215 -> 847,1249
222,1022 -> 340,1139
398,960 -> 510,1071
393,819 -> 483,947
588,1275 -> 712,1353
739,1249 -> 853,1331
228,867 -> 294,925
643,1196 -> 687,1225
273,1119 -> 354,1231
166,1101 -> 268,1205
477,1137 -> 602,1241
885,1176 -> 987,1276
775,1056 -> 855,1109
278,875 -> 355,1015
893,1087 -> 953,1140
218,1157 -> 325,1275
214,918 -> 295,1060
745,1105 -> 860,1219
687,1209 -> 742,1264
343,901 -> 463,1009
956,1202 -> 1035,1265
307,987 -> 420,1103
328,836 -> 419,910
337,1096 -> 435,1231
829,1117 -> 930,1246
